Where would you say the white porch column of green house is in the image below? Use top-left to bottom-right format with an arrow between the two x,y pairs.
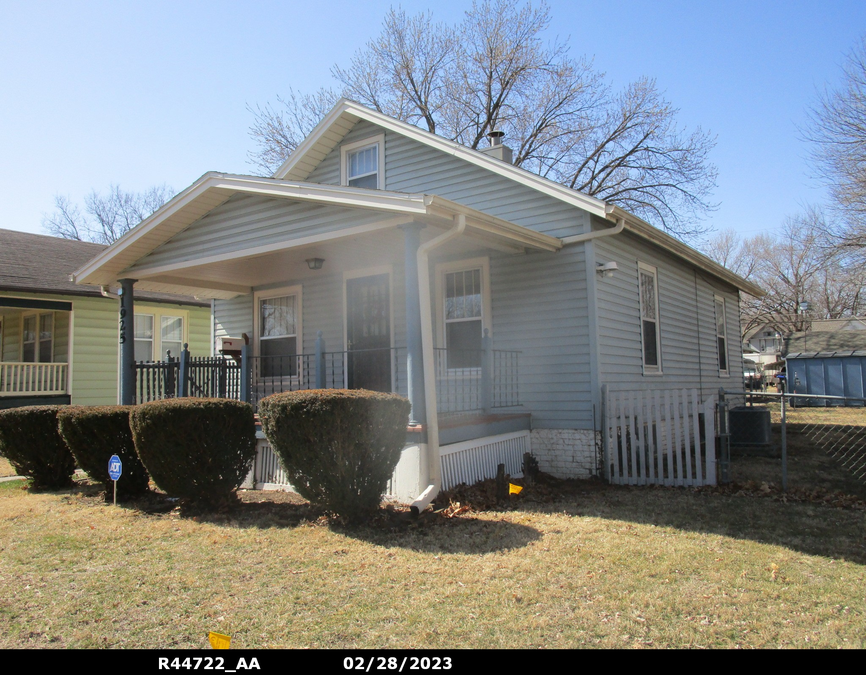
118,278 -> 136,405
401,223 -> 426,425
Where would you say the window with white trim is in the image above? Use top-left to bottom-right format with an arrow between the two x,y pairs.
715,295 -> 729,375
436,258 -> 491,370
134,312 -> 186,362
257,289 -> 301,378
22,313 -> 53,363
638,263 -> 661,373
341,134 -> 384,189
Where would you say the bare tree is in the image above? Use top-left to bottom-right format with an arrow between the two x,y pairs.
805,35 -> 866,251
43,184 -> 174,245
248,1 -> 718,239
702,208 -> 866,338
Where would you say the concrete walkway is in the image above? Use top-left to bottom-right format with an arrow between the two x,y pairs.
0,475 -> 25,482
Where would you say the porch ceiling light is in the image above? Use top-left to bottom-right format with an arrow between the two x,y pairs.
306,257 -> 325,270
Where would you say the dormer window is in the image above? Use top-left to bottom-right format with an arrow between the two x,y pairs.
341,134 -> 385,189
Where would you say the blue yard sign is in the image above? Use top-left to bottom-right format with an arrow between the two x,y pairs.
108,455 -> 122,505
108,455 -> 123,481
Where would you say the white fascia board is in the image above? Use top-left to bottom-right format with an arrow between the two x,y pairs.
610,207 -> 766,298
73,171 -> 227,285
73,172 -> 430,286
274,99 -> 609,219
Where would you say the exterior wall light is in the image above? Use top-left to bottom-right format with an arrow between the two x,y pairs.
596,261 -> 618,278
306,258 -> 325,270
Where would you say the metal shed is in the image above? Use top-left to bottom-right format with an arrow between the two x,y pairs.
786,350 -> 866,406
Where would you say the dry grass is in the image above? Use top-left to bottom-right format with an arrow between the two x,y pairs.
760,402 -> 866,426
1,465 -> 864,649
0,457 -> 16,477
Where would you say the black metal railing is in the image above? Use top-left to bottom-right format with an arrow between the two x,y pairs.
133,338 -> 518,415
135,355 -> 180,403
186,356 -> 242,399
135,350 -> 241,403
247,347 -> 404,410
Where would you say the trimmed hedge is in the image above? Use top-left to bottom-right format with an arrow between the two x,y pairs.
0,406 -> 76,490
129,398 -> 256,509
259,389 -> 411,520
57,406 -> 150,501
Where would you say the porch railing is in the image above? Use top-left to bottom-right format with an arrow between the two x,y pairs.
134,335 -> 520,415
135,351 -> 241,403
0,362 -> 68,396
248,347 -> 405,409
433,346 -> 521,414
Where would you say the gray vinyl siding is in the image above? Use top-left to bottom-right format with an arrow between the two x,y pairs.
214,294 -> 254,352
488,247 -> 593,429
130,194 -> 394,273
306,119 -> 591,239
594,226 -> 744,402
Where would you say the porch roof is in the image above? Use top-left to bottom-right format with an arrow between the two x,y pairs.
72,173 -> 562,299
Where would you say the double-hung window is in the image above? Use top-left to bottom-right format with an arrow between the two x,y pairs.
715,296 -> 729,375
133,312 -> 186,362
341,134 -> 384,189
257,288 -> 301,378
22,313 -> 53,363
638,263 -> 662,374
437,259 -> 491,370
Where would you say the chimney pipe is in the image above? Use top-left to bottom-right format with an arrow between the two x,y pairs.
488,130 -> 505,147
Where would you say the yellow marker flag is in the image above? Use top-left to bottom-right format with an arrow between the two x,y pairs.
208,632 -> 231,649
509,483 -> 523,495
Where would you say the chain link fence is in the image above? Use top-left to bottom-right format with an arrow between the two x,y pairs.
720,390 -> 866,496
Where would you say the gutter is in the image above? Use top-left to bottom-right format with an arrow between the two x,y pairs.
410,214 -> 467,515
560,205 -> 624,245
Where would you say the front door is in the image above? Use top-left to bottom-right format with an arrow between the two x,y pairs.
346,273 -> 391,392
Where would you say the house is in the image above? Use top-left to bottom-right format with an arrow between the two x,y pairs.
0,229 -> 212,409
72,99 -> 764,503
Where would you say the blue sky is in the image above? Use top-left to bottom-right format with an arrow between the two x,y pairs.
2,0 -> 864,244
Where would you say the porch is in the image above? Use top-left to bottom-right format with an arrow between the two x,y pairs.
73,175 -> 562,500
135,337 -> 524,428
0,300 -> 71,409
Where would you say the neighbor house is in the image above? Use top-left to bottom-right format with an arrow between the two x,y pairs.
0,229 -> 211,409
72,99 -> 763,502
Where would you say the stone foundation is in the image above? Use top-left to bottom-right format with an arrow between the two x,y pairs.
530,428 -> 599,479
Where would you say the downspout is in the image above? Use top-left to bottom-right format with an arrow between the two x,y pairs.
100,285 -> 119,299
410,214 -> 467,515
560,214 -> 624,245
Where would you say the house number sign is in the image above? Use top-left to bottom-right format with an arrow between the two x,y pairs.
119,306 -> 127,344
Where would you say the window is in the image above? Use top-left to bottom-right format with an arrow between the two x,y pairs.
638,263 -> 661,374
436,258 -> 491,370
255,287 -> 302,378
341,134 -> 384,189
133,312 -> 186,362
134,315 -> 154,361
715,296 -> 729,375
21,313 -> 53,363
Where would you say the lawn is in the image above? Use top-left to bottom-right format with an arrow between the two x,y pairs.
1,452 -> 864,649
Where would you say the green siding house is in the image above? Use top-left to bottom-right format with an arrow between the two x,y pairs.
0,229 -> 211,409
72,99 -> 764,503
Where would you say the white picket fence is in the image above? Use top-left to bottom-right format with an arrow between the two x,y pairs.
603,386 -> 717,486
